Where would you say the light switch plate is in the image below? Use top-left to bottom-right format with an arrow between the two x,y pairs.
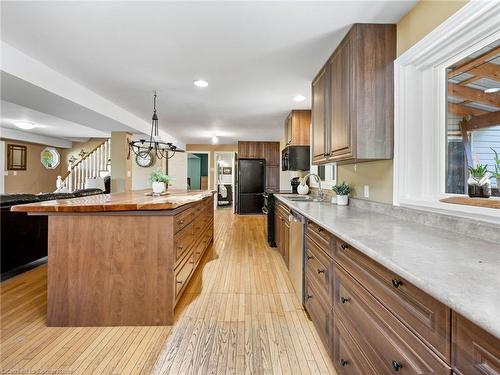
364,185 -> 369,198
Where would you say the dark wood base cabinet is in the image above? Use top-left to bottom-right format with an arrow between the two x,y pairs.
301,218 -> 499,375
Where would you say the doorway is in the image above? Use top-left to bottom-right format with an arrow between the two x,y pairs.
214,151 -> 236,212
187,152 -> 210,190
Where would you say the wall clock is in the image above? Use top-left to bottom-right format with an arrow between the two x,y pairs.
135,150 -> 154,168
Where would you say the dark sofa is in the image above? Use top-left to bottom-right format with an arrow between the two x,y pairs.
1,188 -> 105,279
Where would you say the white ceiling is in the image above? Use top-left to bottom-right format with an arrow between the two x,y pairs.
0,100 -> 108,140
1,1 -> 415,144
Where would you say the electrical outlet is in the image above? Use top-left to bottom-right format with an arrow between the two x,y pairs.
353,164 -> 358,172
364,185 -> 369,198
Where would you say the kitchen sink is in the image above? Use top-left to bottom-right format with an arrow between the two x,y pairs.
287,196 -> 324,202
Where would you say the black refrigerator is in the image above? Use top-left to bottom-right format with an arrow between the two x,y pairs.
237,158 -> 265,214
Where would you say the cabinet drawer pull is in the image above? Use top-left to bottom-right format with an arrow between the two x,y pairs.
178,220 -> 184,225
391,279 -> 402,288
177,246 -> 183,251
306,255 -> 313,260
307,294 -> 313,300
340,297 -> 350,304
317,269 -> 325,274
341,243 -> 348,250
391,360 -> 402,372
176,280 -> 183,284
317,227 -> 324,232
338,359 -> 348,367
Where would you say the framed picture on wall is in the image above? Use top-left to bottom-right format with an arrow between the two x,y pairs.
222,167 -> 232,175
7,144 -> 27,170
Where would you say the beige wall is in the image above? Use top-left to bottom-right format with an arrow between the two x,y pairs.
186,144 -> 238,190
336,0 -> 467,204
3,139 -> 64,194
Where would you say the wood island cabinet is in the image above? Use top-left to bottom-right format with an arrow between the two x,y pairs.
311,23 -> 396,165
274,201 -> 290,268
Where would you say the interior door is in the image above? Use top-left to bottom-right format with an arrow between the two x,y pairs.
330,39 -> 352,158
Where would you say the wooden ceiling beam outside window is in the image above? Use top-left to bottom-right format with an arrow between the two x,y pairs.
448,103 -> 487,117
448,45 -> 500,78
448,83 -> 500,108
463,110 -> 500,131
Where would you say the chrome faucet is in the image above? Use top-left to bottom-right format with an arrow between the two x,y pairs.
302,173 -> 324,201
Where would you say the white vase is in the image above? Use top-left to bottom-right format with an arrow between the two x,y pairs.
337,195 -> 349,206
152,181 -> 166,194
330,196 -> 337,204
297,183 -> 309,195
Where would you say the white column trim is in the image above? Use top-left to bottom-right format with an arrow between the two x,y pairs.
393,1 -> 500,221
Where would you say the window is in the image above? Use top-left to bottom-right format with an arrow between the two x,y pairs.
446,40 -> 500,195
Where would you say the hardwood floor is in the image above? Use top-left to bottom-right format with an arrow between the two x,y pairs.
1,209 -> 335,374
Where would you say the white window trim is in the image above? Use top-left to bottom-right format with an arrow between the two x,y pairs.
393,1 -> 500,222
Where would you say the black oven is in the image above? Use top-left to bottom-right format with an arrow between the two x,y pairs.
262,191 -> 276,247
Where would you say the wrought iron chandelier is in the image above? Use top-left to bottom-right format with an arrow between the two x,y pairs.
129,91 -> 183,160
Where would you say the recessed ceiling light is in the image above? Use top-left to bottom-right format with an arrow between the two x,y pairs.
194,79 -> 208,88
212,134 -> 218,144
14,121 -> 37,130
293,95 -> 306,102
484,87 -> 500,93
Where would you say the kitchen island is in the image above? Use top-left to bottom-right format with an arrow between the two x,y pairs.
12,190 -> 215,327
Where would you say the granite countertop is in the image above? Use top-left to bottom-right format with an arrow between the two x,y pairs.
275,194 -> 500,339
11,189 -> 215,213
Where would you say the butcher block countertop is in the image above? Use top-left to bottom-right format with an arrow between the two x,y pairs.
11,189 -> 215,213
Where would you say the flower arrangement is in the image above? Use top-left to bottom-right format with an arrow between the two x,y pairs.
467,164 -> 491,198
150,169 -> 171,195
332,182 -> 351,205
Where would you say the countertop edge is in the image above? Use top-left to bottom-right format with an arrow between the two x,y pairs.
275,194 -> 500,339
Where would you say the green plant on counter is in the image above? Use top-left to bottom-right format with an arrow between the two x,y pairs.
468,164 -> 488,180
149,169 -> 171,183
332,181 -> 351,196
490,148 -> 500,178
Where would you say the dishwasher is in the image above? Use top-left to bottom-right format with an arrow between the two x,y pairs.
289,210 -> 305,304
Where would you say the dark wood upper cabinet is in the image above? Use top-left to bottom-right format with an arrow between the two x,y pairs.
312,23 -> 396,165
284,110 -> 311,147
312,66 -> 330,164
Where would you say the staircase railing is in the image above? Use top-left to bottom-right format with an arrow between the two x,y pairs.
60,138 -> 111,191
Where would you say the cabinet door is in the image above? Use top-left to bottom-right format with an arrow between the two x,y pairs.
263,142 -> 280,166
312,66 -> 329,164
265,166 -> 279,191
285,114 -> 293,146
274,210 -> 281,249
330,40 -> 352,159
294,110 -> 311,146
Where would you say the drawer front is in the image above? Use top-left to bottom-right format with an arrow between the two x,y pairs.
334,241 -> 451,363
452,312 -> 500,375
305,236 -> 333,306
174,224 -> 195,263
174,205 -> 195,233
333,315 -> 377,375
304,275 -> 331,351
334,264 -> 451,374
305,220 -> 334,257
193,219 -> 214,264
175,253 -> 195,298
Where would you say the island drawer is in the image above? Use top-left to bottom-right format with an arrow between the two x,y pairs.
175,253 -> 195,298
305,220 -> 334,257
452,312 -> 500,375
305,236 -> 333,307
334,240 -> 451,363
304,275 -> 331,352
174,224 -> 195,262
193,220 -> 213,264
174,205 -> 196,233
334,264 -> 451,374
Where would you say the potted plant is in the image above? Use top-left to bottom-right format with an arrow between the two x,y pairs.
467,164 -> 491,198
490,148 -> 500,191
150,169 -> 170,195
332,182 -> 350,205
